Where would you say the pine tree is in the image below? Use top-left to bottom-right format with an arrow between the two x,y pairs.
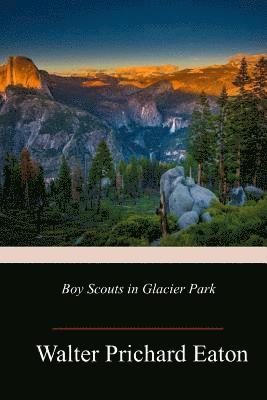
88,140 -> 113,213
224,98 -> 243,187
33,165 -> 46,207
153,161 -> 162,190
233,57 -> 251,96
3,150 -> 45,210
239,93 -> 267,187
49,179 -> 57,200
140,157 -> 151,189
55,155 -> 72,212
115,160 -> 127,204
217,86 -> 228,202
224,92 -> 267,189
224,58 -> 267,188
2,153 -> 17,207
252,57 -> 267,99
187,92 -> 215,185
32,165 -> 46,233
12,159 -> 23,208
71,164 -> 84,202
124,156 -> 141,201
253,76 -> 267,188
118,159 -> 127,176
21,148 -> 35,208
225,60 -> 251,187
0,182 -> 3,211
115,169 -> 123,202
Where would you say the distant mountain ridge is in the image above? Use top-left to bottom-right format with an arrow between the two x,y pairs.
52,53 -> 266,96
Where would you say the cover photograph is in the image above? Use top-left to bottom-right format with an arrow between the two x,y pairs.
0,0 -> 266,249
0,0 -> 266,395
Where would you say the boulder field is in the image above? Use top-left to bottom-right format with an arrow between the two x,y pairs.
160,166 -> 217,230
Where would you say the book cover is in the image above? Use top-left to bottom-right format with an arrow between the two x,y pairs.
0,0 -> 266,395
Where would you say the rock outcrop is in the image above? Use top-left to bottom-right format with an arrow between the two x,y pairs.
160,166 -> 185,213
169,183 -> 194,217
227,185 -> 264,206
244,185 -> 264,200
160,166 -> 218,229
228,186 -> 246,206
178,211 -> 199,230
127,98 -> 162,127
0,56 -> 50,95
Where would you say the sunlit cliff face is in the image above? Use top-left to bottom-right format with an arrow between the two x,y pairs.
82,80 -> 110,87
0,56 -> 42,92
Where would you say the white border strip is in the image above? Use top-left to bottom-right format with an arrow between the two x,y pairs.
0,247 -> 266,263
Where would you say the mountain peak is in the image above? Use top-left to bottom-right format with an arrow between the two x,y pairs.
0,56 -> 42,93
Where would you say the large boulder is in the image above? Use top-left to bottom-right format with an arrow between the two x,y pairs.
228,186 -> 246,206
185,176 -> 195,187
160,166 -> 185,213
244,185 -> 264,200
169,183 -> 194,217
160,167 -> 218,229
178,211 -> 199,230
190,185 -> 217,215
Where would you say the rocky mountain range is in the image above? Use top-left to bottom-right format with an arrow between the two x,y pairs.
0,54 -> 265,178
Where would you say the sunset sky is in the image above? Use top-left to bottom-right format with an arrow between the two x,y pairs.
0,0 -> 266,71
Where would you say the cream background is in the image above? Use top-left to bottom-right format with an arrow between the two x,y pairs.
0,247 -> 266,263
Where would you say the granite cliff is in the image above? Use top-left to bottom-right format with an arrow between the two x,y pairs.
0,56 -> 51,96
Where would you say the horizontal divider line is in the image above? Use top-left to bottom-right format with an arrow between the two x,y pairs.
52,327 -> 224,331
